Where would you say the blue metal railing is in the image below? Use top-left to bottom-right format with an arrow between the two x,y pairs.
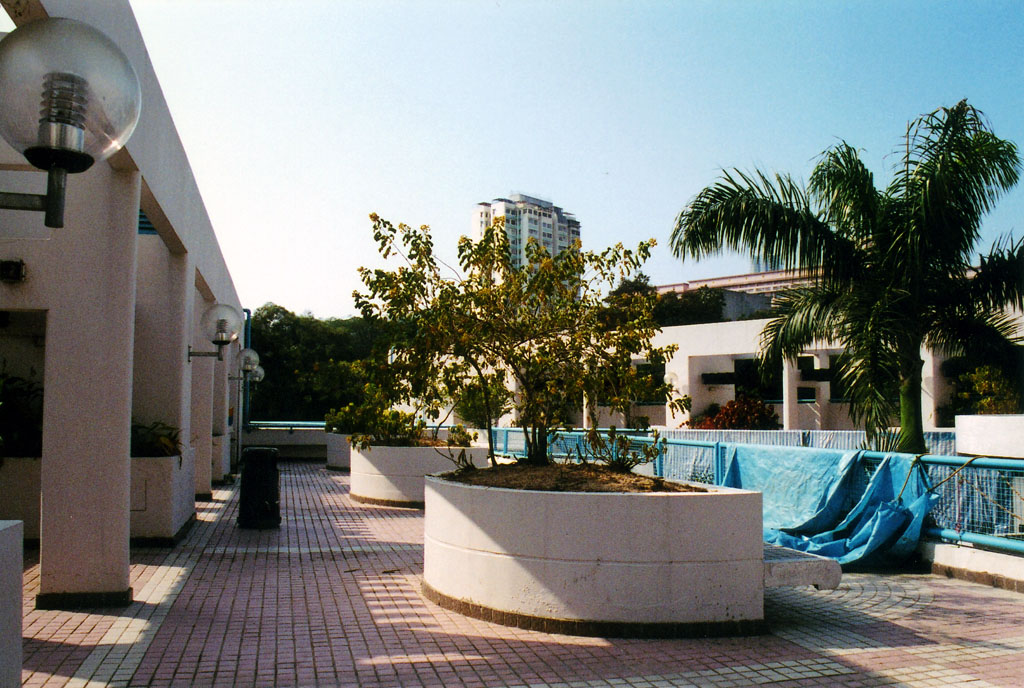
249,420 -> 326,430
489,427 -> 1024,558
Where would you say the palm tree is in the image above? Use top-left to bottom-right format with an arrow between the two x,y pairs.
671,100 -> 1023,453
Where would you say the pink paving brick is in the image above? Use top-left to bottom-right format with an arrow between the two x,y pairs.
17,460 -> 1024,687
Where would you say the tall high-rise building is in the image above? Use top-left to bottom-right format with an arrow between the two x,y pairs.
472,193 -> 581,268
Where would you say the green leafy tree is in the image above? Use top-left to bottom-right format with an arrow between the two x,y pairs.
249,304 -> 383,420
355,215 -> 686,467
672,100 -> 1023,452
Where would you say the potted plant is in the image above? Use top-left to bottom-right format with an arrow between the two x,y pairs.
354,216 -> 762,636
129,419 -> 193,543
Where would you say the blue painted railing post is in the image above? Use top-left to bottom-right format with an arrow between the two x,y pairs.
713,442 -> 724,485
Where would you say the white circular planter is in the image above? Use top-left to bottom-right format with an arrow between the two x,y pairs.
350,445 -> 490,507
955,414 -> 1024,459
326,433 -> 352,471
423,475 -> 765,637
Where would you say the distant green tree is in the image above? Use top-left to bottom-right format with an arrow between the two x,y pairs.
249,303 -> 383,420
606,273 -> 725,327
653,287 -> 725,327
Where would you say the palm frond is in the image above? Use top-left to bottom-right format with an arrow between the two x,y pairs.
968,236 -> 1024,313
808,142 -> 878,242
892,100 -> 1021,273
671,169 -> 836,271
757,287 -> 847,367
925,308 -> 1021,359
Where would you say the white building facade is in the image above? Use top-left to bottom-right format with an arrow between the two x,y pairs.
473,193 -> 580,267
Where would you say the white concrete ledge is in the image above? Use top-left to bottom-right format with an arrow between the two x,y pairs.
921,541 -> 1024,592
243,428 -> 328,459
763,543 -> 842,590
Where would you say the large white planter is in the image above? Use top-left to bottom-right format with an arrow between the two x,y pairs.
130,454 -> 195,543
423,475 -> 764,637
350,445 -> 490,507
956,414 -> 1024,459
326,433 -> 351,471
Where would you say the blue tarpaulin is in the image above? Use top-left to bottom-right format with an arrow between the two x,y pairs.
720,444 -> 940,566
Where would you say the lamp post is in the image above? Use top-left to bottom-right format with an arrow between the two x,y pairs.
0,18 -> 141,228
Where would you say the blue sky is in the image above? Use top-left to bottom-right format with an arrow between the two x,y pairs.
124,0 -> 1024,318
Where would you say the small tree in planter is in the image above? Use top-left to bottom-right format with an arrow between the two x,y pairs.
355,214 -> 687,468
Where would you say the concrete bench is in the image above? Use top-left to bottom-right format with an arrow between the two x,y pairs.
763,543 -> 842,590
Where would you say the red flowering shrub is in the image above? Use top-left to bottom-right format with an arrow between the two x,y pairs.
689,396 -> 780,430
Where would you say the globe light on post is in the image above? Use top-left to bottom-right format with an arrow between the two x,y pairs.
0,18 -> 141,228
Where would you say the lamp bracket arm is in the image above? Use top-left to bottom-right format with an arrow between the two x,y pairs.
0,168 -> 67,228
188,345 -> 225,362
0,191 -> 46,212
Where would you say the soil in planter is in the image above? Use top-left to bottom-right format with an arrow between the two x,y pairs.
443,462 -> 707,493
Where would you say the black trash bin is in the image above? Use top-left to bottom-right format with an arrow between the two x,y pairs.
237,446 -> 281,529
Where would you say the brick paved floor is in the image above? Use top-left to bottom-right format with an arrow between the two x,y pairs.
19,460 -> 1024,687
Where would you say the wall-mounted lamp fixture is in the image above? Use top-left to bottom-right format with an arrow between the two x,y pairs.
238,348 -> 259,372
0,18 -> 141,228
189,303 -> 242,362
249,365 -> 265,384
230,348 -> 260,380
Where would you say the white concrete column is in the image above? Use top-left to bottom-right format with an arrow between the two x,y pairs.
782,358 -> 800,430
132,236 -> 193,449
191,291 -> 215,499
38,165 -> 140,607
